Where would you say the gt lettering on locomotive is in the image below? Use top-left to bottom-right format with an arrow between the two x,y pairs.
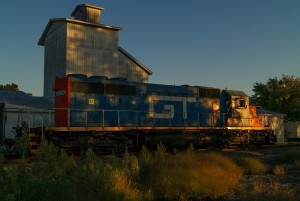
148,95 -> 197,119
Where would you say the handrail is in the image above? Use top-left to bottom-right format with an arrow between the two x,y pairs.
2,107 -> 247,130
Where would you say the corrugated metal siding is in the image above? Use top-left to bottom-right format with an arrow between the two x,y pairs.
118,51 -> 149,83
86,7 -> 101,24
74,6 -> 101,24
66,23 -> 119,78
44,22 -> 67,100
43,20 -> 150,100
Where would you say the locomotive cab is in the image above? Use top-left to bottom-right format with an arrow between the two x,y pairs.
219,90 -> 252,127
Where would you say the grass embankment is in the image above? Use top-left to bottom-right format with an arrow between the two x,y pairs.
0,143 -> 299,201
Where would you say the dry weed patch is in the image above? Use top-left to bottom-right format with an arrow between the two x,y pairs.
233,156 -> 268,175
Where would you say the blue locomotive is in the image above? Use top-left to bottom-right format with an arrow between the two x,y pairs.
48,74 -> 275,152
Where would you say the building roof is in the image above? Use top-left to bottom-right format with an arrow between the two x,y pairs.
118,47 -> 153,75
0,91 -> 53,110
38,18 -> 123,46
223,90 -> 249,97
256,107 -> 286,117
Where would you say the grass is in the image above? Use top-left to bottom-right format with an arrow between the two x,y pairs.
150,152 -> 242,200
0,143 -> 242,201
240,178 -> 297,201
273,164 -> 285,177
233,156 -> 268,175
0,143 -> 299,201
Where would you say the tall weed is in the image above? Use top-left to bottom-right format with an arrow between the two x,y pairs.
2,142 -> 278,201
109,169 -> 142,201
241,179 -> 297,201
15,133 -> 30,162
233,157 -> 268,174
138,146 -> 242,201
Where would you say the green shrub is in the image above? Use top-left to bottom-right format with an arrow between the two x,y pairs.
234,157 -> 268,175
0,154 -> 4,166
0,142 -> 78,201
33,140 -> 59,163
15,133 -> 30,161
138,145 -> 155,187
74,148 -> 144,201
4,142 -> 283,201
22,142 -> 76,201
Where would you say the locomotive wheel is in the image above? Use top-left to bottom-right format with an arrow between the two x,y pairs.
5,144 -> 16,153
78,144 -> 88,155
4,139 -> 16,153
239,141 -> 245,147
113,143 -> 126,154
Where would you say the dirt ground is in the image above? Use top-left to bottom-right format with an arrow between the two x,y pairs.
218,143 -> 300,200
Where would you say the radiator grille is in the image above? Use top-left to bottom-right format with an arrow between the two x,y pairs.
105,84 -> 136,96
71,82 -> 104,93
199,88 -> 220,98
70,81 -> 136,96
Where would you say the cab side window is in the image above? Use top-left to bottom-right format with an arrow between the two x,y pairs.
237,99 -> 246,108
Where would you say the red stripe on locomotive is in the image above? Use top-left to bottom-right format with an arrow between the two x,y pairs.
54,76 -> 70,127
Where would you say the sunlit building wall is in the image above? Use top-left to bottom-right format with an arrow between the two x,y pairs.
39,4 -> 152,100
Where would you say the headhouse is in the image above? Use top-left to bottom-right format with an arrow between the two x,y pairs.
38,4 -> 152,100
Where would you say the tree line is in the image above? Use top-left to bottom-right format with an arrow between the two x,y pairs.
250,75 -> 300,121
0,83 -> 19,91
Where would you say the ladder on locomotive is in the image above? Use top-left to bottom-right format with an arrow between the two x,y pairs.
29,132 -> 41,155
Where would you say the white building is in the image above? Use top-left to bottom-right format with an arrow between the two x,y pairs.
0,91 -> 53,141
256,107 -> 286,143
284,121 -> 300,140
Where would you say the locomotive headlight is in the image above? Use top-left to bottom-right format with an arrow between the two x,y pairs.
213,104 -> 220,111
212,101 -> 220,112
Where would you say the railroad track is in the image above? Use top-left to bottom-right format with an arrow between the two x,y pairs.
3,143 -> 300,164
3,154 -> 26,164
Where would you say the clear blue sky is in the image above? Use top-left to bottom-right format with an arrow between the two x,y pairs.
0,0 -> 299,96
